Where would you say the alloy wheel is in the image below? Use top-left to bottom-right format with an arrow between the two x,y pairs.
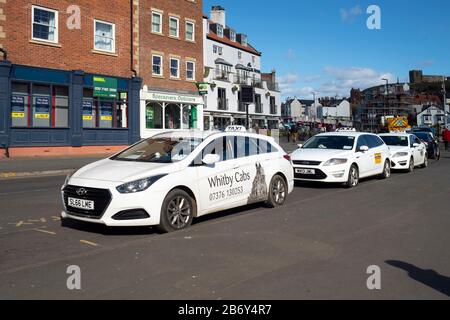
167,196 -> 191,229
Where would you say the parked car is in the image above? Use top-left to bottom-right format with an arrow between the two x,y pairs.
61,127 -> 294,233
291,132 -> 391,188
414,132 -> 440,159
412,127 -> 437,139
379,133 -> 428,172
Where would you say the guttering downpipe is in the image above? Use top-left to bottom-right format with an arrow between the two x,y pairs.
131,1 -> 137,78
0,48 -> 7,61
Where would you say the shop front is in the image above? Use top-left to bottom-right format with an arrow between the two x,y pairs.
140,87 -> 205,138
0,61 -> 142,154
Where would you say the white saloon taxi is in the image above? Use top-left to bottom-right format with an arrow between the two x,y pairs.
291,132 -> 391,188
379,133 -> 428,172
61,128 -> 294,232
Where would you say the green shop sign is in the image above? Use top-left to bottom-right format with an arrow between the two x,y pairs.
196,82 -> 209,95
93,76 -> 118,98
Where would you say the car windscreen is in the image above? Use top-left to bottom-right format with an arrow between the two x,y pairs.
380,136 -> 409,146
302,135 -> 355,150
414,133 -> 433,142
111,137 -> 204,163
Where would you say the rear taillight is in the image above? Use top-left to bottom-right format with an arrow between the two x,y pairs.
283,154 -> 291,162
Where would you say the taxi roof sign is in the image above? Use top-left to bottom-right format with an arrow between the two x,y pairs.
225,126 -> 247,133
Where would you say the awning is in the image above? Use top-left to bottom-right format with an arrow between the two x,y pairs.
235,64 -> 253,72
215,58 -> 233,67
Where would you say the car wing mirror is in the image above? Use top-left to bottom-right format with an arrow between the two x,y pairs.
413,143 -> 420,148
297,144 -> 303,149
358,146 -> 369,152
202,154 -> 221,166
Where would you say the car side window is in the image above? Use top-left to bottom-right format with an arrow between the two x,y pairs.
356,135 -> 370,150
193,137 -> 234,165
370,136 -> 384,148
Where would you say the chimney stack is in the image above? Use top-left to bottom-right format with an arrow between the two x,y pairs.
210,6 -> 226,27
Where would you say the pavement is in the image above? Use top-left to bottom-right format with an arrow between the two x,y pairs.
0,153 -> 449,299
0,140 -> 300,180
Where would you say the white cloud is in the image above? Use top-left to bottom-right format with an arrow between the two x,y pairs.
340,5 -> 363,22
319,66 -> 396,97
286,48 -> 297,60
278,73 -> 299,85
419,59 -> 434,67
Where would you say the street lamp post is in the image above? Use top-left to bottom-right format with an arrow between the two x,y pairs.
443,76 -> 448,129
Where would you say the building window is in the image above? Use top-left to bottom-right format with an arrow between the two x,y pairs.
217,24 -> 224,37
165,104 -> 181,129
241,35 -> 248,46
146,102 -> 164,129
82,88 -> 128,129
32,6 -> 58,43
186,21 -> 195,41
170,58 -> 180,78
169,17 -> 179,38
270,97 -> 277,115
230,30 -> 236,42
213,45 -> 223,55
186,61 -> 195,80
238,51 -> 242,60
54,86 -> 69,128
94,20 -> 115,53
11,82 -> 69,128
152,55 -> 163,76
152,12 -> 162,33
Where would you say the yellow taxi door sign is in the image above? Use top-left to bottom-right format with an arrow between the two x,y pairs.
12,112 -> 25,118
375,153 -> 382,165
35,114 -> 50,119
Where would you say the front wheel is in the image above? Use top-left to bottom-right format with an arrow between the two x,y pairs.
345,165 -> 359,188
266,175 -> 287,208
379,160 -> 391,179
420,154 -> 428,168
408,157 -> 414,173
158,189 -> 194,233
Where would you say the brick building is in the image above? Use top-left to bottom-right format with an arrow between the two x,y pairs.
138,0 -> 205,137
0,0 -> 142,156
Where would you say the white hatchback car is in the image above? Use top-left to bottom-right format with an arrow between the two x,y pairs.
61,129 -> 294,232
379,133 -> 428,172
291,132 -> 391,188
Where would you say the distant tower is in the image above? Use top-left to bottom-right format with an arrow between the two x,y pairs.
409,70 -> 423,84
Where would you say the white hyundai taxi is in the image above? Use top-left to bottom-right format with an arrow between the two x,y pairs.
379,133 -> 428,172
291,131 -> 391,188
61,128 -> 294,232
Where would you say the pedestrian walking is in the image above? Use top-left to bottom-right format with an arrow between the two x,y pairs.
443,127 -> 450,151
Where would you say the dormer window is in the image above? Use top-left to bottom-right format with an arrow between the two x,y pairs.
217,24 -> 224,38
230,30 -> 236,42
241,34 -> 247,46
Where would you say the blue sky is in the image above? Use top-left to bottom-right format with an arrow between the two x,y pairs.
203,0 -> 450,99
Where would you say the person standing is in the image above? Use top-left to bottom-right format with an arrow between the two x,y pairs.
443,126 -> 450,151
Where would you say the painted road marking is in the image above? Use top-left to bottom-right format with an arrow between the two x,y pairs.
35,229 -> 56,235
80,240 -> 100,247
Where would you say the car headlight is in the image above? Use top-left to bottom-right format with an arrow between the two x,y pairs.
323,158 -> 348,166
63,170 -> 75,188
116,175 -> 167,194
393,152 -> 409,158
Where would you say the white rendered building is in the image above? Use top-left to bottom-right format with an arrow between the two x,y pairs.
202,6 -> 281,131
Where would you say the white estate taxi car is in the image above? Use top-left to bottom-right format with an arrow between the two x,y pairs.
379,133 -> 428,172
61,128 -> 294,232
291,132 -> 391,188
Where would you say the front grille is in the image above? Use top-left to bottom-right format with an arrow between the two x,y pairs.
294,168 -> 328,180
293,160 -> 322,166
63,185 -> 112,219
